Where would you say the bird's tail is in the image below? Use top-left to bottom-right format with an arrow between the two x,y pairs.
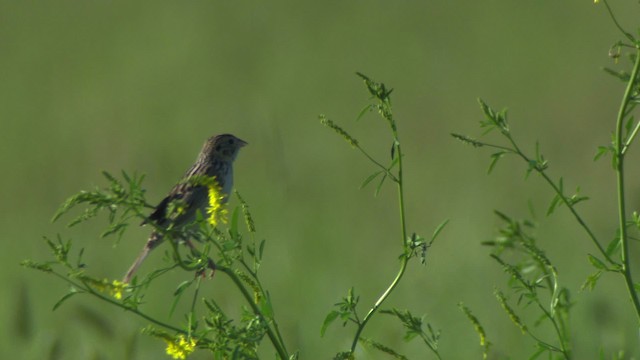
123,231 -> 163,283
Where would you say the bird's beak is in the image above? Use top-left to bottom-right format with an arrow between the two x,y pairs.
238,138 -> 248,147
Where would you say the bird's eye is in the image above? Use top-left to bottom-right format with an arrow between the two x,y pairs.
228,139 -> 234,145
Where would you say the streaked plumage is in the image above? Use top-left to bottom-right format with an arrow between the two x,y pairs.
123,134 -> 247,283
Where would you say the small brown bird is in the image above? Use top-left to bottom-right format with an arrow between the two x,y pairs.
123,134 -> 247,283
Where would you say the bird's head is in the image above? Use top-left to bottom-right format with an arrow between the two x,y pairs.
204,134 -> 248,161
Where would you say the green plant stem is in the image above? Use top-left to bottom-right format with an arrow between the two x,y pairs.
615,47 -> 640,322
535,170 -> 612,263
348,128 -> 424,356
349,257 -> 409,353
158,236 -> 290,358
542,272 -> 570,356
240,258 -> 289,353
602,0 -> 635,42
528,253 -> 570,357
188,276 -> 202,336
356,144 -> 399,183
50,272 -> 185,335
525,328 -> 563,355
418,332 -> 439,355
218,265 -> 290,359
167,238 -> 289,358
534,302 -> 570,359
395,144 -> 408,251
622,119 -> 640,154
481,139 -> 615,265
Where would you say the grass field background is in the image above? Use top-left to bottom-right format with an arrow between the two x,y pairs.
2,1 -> 640,358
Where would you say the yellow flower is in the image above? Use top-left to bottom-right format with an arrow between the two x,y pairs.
165,335 -> 197,359
80,276 -> 127,300
110,280 -> 126,300
206,177 -> 228,227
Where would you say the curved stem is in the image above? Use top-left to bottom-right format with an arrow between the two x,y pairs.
602,0 -> 636,43
166,236 -> 290,358
536,170 -> 612,263
350,107 -> 410,353
187,231 -> 289,357
535,302 -> 570,359
51,272 -> 185,335
504,137 -> 615,265
525,328 -> 563,355
349,257 -> 409,352
239,259 -> 289,353
615,47 -> 640,322
187,276 -> 202,336
218,266 -> 290,359
534,260 -> 570,356
480,137 -> 613,263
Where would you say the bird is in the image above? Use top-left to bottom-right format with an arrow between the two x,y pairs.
123,134 -> 247,283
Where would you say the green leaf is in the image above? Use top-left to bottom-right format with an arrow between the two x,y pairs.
53,290 -> 78,311
121,170 -> 131,183
387,154 -> 400,172
380,308 -> 429,343
602,67 -> 630,82
605,236 -> 621,257
546,194 -> 561,216
588,255 -> 607,270
360,171 -> 383,190
546,178 -> 567,216
581,271 -> 602,291
374,172 -> 388,197
169,280 -> 193,317
594,146 -> 612,161
320,310 -> 339,337
173,280 -> 193,296
528,346 -> 547,360
256,239 -> 266,262
264,292 -> 275,318
100,223 -> 128,238
102,170 -> 118,184
203,298 -> 219,313
569,195 -> 589,206
488,151 -> 505,174
478,98 -> 493,122
431,219 -> 450,242
356,104 -> 374,122
493,210 -> 512,223
68,207 -> 100,228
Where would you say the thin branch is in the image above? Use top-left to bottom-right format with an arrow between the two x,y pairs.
602,0 -> 636,43
356,144 -> 399,183
615,46 -> 640,322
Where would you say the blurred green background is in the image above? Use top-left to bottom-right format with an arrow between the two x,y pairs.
3,1 -> 640,358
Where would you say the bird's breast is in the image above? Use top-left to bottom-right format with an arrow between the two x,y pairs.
222,169 -> 233,201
